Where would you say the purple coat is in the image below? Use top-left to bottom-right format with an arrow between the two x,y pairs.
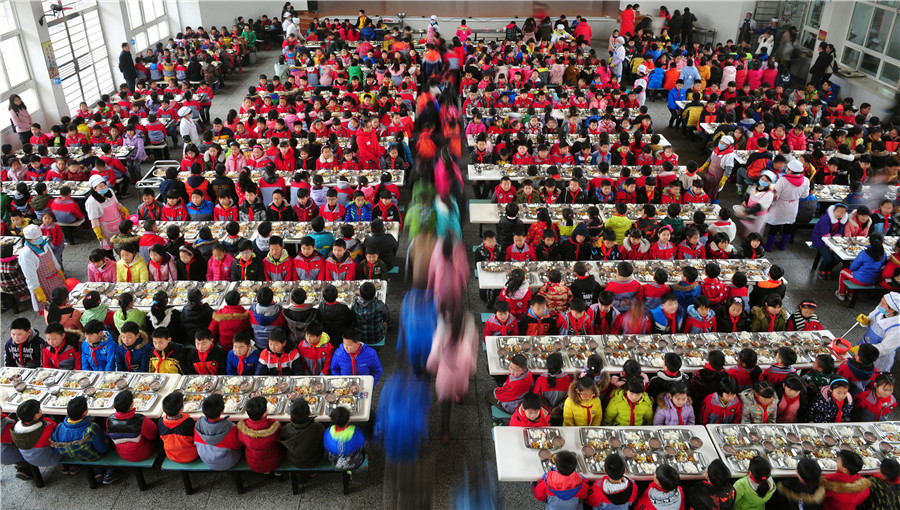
652,393 -> 696,425
811,204 -> 848,248
123,132 -> 147,161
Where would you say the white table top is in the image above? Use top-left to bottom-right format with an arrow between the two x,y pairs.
493,425 -> 719,482
466,165 -> 688,182
823,236 -> 898,262
812,184 -> 897,204
470,202 -> 720,225
0,369 -> 373,422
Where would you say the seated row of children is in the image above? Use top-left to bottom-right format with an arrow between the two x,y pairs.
533,447 -> 891,510
3,391 -> 364,481
86,216 -> 397,283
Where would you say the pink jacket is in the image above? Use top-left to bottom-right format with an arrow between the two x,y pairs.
427,240 -> 470,309
225,153 -> 247,173
465,122 -> 486,136
426,314 -> 477,401
148,255 -> 177,282
88,258 -> 117,283
9,108 -> 33,133
206,253 -> 235,281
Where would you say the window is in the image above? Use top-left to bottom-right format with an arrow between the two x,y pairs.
842,1 -> 900,89
126,0 -> 167,53
48,7 -> 113,113
800,2 -> 825,53
0,0 -> 39,121
806,1 -> 825,29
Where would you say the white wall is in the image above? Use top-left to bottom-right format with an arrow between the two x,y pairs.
617,0 -> 757,45
176,0 -> 297,29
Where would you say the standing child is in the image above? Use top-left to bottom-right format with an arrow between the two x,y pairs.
733,456 -> 776,510
820,451 -> 870,510
835,344 -> 879,396
39,211 -> 64,269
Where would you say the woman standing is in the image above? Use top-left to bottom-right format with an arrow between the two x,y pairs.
702,135 -> 736,201
18,224 -> 65,312
426,308 -> 477,441
859,292 -> 900,373
8,95 -> 32,147
84,174 -> 128,257
764,159 -> 810,250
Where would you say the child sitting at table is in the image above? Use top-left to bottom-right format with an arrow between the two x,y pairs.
486,353 -> 533,414
188,329 -> 226,375
699,378 -> 741,425
157,392 -> 198,464
684,295 -> 716,333
498,268 -> 532,321
750,294 -> 788,332
116,242 -> 149,283
648,353 -> 690,401
236,396 -> 284,474
278,399 -> 325,469
532,450 -> 589,508
107,390 -> 158,462
194,393 -> 242,470
536,229 -> 562,261
802,354 -> 836,390
49,186 -> 85,224
482,302 -> 517,342
81,319 -> 117,372
653,381 -> 696,425
10,399 -> 61,469
786,300 -> 823,331
728,348 -> 761,391
852,372 -> 897,422
50,395 -> 116,479
114,321 -> 151,373
739,380 -> 779,424
510,392 -> 551,427
586,453 -> 638,510
149,327 -> 187,374
111,219 -> 139,256
733,456 -> 776,510
603,378 -> 654,426
226,331 -> 259,376
88,248 -> 117,283
295,322 -> 332,375
324,406 -> 366,470
520,295 -> 558,337
835,343 -> 879,396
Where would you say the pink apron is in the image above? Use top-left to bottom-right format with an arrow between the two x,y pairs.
30,245 -> 64,311
97,197 -> 123,250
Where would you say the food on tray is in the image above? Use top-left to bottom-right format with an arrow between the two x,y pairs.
259,377 -> 284,394
184,402 -> 201,413
30,370 -> 59,386
184,376 -> 211,393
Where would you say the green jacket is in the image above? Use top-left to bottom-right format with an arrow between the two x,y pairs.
81,305 -> 110,327
604,215 -> 634,246
602,388 -> 654,426
113,307 -> 149,334
733,476 -> 775,510
749,306 -> 788,332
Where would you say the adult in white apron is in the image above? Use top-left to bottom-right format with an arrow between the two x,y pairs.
701,135 -> 735,202
84,174 -> 128,254
860,292 -> 900,373
734,170 -> 776,239
764,159 -> 809,250
18,224 -> 65,312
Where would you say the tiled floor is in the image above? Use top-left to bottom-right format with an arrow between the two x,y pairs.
2,42 -> 898,510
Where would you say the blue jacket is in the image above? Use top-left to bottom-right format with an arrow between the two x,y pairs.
344,202 -> 372,222
672,281 -> 702,311
81,332 -> 118,371
679,66 -> 701,89
226,348 -> 260,375
811,204 -> 848,248
848,250 -> 886,285
187,199 -> 215,221
330,343 -> 383,385
647,67 -> 665,89
323,424 -> 366,457
50,417 -> 111,461
114,333 -> 153,372
194,416 -> 242,470
249,304 -> 284,350
667,87 -> 686,110
651,305 -> 685,334
309,231 -> 335,257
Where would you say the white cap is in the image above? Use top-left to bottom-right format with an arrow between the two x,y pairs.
615,36 -> 625,44
761,170 -> 778,184
177,106 -> 192,117
89,174 -> 107,189
719,135 -> 734,146
557,24 -> 565,30
886,292 -> 900,312
771,18 -> 778,22
431,15 -> 437,21
637,64 -> 647,74
787,159 -> 804,174
23,224 -> 42,240
292,17 -> 299,23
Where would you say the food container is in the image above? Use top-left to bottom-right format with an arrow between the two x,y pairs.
132,374 -> 164,393
179,375 -> 217,393
794,425 -> 827,447
874,423 -> 900,443
26,369 -> 66,387
43,389 -> 82,408
767,446 -> 803,470
95,373 -> 134,391
0,367 -> 29,385
219,376 -> 255,394
5,387 -> 46,404
579,428 -> 621,450
286,391 -> 325,416
87,390 -> 117,409
523,428 -> 565,450
627,452 -> 663,475
580,444 -> 612,474
324,394 -> 359,415
292,376 -> 327,395
221,394 -> 248,414
717,426 -> 756,447
328,377 -> 362,396
721,447 -> 763,473
255,376 -> 291,394
254,394 -> 287,416
669,450 -> 707,475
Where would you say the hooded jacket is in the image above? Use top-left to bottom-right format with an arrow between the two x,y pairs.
158,414 -> 198,463
209,305 -> 251,351
739,387 -> 778,424
672,281 -> 701,311
519,307 -> 558,336
106,409 -> 158,462
115,331 -> 153,372
836,358 -> 877,395
620,236 -> 650,260
226,345 -> 260,376
532,469 -> 589,510
81,331 -> 118,372
194,416 -> 242,470
844,209 -> 872,238
733,476 -> 775,510
650,306 -> 685,335
331,343 -> 383,384
49,416 -> 111,462
560,223 -> 592,261
236,418 -> 283,473
699,392 -> 742,425
249,303 -> 287,349
647,370 -> 691,401
279,417 -> 325,468
684,305 -> 716,333
41,329 -> 83,370
603,388 -> 654,426
4,330 -> 45,368
808,385 -> 854,423
771,478 -> 825,510
11,418 -> 62,466
821,472 -> 870,510
687,480 -> 735,510
296,334 -> 334,375
634,483 -> 684,510
812,205 -> 849,248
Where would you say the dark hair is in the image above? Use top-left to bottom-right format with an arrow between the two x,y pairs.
114,390 -> 135,413
555,451 -> 578,476
66,395 -> 88,420
624,377 -> 644,394
16,399 -> 41,424
245,396 -> 267,420
510,353 -> 528,370
748,456 -> 772,497
290,398 -> 311,423
664,352 -> 682,373
706,458 -> 732,488
777,346 -> 798,367
521,392 -> 542,411
162,392 -> 184,416
604,453 -> 626,479
330,405 -> 351,427
880,458 -> 900,483
717,377 -> 738,396
707,350 -> 726,371
202,393 -> 225,419
838,450 -> 863,475
656,464 -> 680,491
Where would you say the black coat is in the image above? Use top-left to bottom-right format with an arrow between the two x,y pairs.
667,13 -> 683,35
180,303 -> 214,342
231,254 -> 264,281
317,301 -> 354,344
363,232 -> 399,270
187,60 -> 203,82
119,50 -> 136,79
810,51 -> 833,76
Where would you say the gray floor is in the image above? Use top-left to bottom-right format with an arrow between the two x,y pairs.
1,47 -> 896,510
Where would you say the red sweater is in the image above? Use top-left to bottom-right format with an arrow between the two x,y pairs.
209,305 -> 251,351
494,371 -> 533,403
509,405 -> 551,427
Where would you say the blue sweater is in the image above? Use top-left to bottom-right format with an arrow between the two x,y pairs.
81,333 -> 117,371
114,341 -> 153,372
848,250 -> 887,284
225,349 -> 260,375
330,344 -> 383,385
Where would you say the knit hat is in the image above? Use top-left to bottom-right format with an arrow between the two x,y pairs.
787,159 -> 804,174
22,224 -> 42,240
89,174 -> 107,189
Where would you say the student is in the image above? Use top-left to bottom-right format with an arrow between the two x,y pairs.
563,375 -> 604,427
499,268 -> 533,321
225,331 -> 259,376
5,318 -> 45,368
654,382 -> 696,425
80,319 -> 117,372
836,343 -> 880,396
777,375 -> 809,424
323,406 -> 366,470
684,295 -> 716,333
769,458 -> 823,510
50,396 -> 115,479
812,203 -> 850,278
648,225 -> 676,260
733,456 -> 776,510
643,269 -> 671,311
687,459 -> 736,510
356,245 -> 388,281
647,353 -> 691,402
761,346 -> 800,386
860,457 -> 899,510
569,261 -> 601,305
728,348 -> 761,390
536,229 -> 562,261
651,293 -> 684,334
561,223 -> 592,261
808,378 -> 854,423
107,390 -> 158,462
633,465 -> 684,510
700,378 -> 742,425
604,262 -> 643,313
236,396 -> 283,474
787,300 -> 824,331
249,287 -> 287,350
148,327 -> 187,374
603,378 -> 654,426
208,290 -> 250,351
532,450 -> 590,508
194,394 -> 242,470
804,354 -> 837,390
690,350 -> 729,414
279,399 -> 325,469
318,284 -> 354,343
820,450 -> 870,510
157,392 -> 198,464
42,322 -> 81,371
537,270 -> 573,316
852,373 -> 897,422
187,329 -> 226,375
520,295 -> 557,336
748,265 -> 786,309
672,266 -> 702,311
740,380 -> 778,424
331,328 -> 383,384
727,272 -> 750,312
10,399 -> 61,468
750,294 -> 788,332
486,353 -> 533,414
507,227 -> 537,261
114,321 -> 151,373
585,453 -> 638,510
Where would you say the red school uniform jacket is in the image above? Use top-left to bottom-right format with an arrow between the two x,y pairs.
509,404 -> 552,427
236,418 -> 283,473
42,343 -> 81,370
821,472 -> 871,510
700,277 -> 727,309
494,370 -> 534,403
506,243 -> 536,262
482,314 -> 518,341
493,184 -> 517,204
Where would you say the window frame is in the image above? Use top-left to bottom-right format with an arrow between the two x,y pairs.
841,1 -> 900,90
0,0 -> 40,132
47,6 -> 114,114
126,0 -> 168,53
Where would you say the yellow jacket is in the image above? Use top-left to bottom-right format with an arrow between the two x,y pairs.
116,256 -> 149,283
563,383 -> 604,426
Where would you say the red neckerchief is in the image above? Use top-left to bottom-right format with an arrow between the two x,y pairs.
626,396 -> 637,425
16,343 -> 25,367
124,262 -> 133,282
675,404 -> 684,425
569,189 -> 581,203
598,308 -> 612,331
645,188 -> 655,200
729,313 -> 740,332
754,394 -> 770,423
236,353 -> 247,374
124,346 -> 133,371
663,369 -> 680,377
599,243 -> 614,259
665,311 -> 677,333
484,245 -> 496,261
834,395 -> 845,422
346,347 -> 360,374
238,256 -> 254,279
767,311 -> 777,332
155,349 -> 169,363
88,342 -> 103,368
568,312 -> 588,333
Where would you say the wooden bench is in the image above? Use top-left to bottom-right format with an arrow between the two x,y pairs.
161,456 -> 368,495
64,451 -> 159,490
58,218 -> 85,246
